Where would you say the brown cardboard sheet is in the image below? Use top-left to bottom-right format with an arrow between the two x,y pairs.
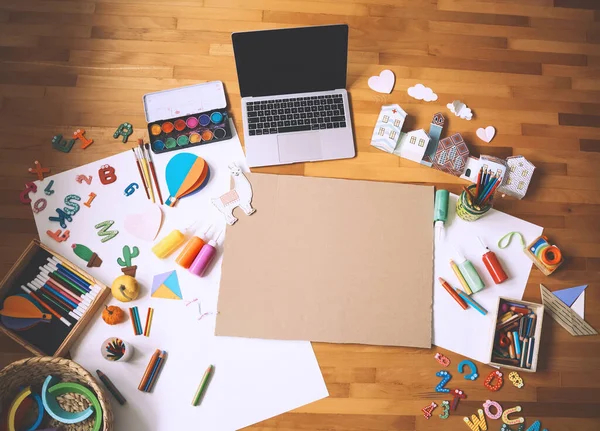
215,173 -> 434,347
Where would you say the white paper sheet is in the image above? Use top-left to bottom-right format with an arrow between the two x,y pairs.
432,194 -> 543,364
31,124 -> 328,430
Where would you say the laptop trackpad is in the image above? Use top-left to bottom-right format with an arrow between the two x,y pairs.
278,132 -> 322,163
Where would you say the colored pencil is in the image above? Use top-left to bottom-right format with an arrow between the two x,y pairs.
20,285 -> 71,326
146,351 -> 166,392
138,141 -> 155,203
474,167 -> 483,199
513,330 -> 521,358
450,260 -> 472,295
480,177 -> 501,206
438,277 -> 468,310
96,370 -> 126,405
192,365 -> 214,406
144,307 -> 154,337
132,148 -> 150,200
128,308 -> 138,335
138,349 -> 161,391
144,143 -> 164,205
456,290 -> 488,315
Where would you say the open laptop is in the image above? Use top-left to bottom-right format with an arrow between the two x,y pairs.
232,24 -> 356,168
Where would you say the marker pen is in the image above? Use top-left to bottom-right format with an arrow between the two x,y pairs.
478,237 -> 508,284
455,248 -> 485,293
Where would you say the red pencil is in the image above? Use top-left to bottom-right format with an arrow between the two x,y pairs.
144,143 -> 164,205
439,277 -> 468,310
474,167 -> 483,200
132,148 -> 150,200
128,308 -> 138,335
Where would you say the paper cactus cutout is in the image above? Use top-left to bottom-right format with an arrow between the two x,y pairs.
117,246 -> 139,267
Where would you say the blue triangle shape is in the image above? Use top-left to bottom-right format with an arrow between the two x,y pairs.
553,285 -> 587,308
163,271 -> 182,299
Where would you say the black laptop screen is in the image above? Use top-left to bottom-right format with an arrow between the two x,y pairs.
232,25 -> 348,98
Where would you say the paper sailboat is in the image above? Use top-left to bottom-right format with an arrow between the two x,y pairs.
151,270 -> 183,300
540,284 -> 597,336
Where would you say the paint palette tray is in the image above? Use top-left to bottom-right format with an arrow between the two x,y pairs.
143,81 -> 232,155
147,108 -> 232,154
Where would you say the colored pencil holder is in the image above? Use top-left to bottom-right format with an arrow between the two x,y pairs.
101,337 -> 133,362
456,185 -> 492,222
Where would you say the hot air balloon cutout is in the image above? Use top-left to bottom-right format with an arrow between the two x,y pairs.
0,294 -> 52,331
165,153 -> 210,207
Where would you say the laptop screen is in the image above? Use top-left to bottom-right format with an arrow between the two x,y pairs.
232,25 -> 349,98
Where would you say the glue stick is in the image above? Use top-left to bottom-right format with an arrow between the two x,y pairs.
455,248 -> 485,294
434,189 -> 449,242
175,226 -> 212,268
478,237 -> 508,284
152,222 -> 197,259
189,231 -> 222,277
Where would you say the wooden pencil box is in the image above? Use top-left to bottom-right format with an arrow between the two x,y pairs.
0,240 -> 110,357
487,296 -> 544,373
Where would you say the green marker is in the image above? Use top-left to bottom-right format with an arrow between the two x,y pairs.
72,244 -> 102,268
192,365 -> 214,406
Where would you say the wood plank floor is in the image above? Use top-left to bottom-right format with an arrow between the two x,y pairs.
1,0 -> 599,430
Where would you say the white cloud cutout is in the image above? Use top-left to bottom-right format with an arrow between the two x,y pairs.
407,83 -> 438,102
447,100 -> 473,121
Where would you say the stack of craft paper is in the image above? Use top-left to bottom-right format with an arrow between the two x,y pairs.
432,194 -> 543,364
31,125 -> 327,430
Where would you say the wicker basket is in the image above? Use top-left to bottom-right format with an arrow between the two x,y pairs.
0,357 -> 113,431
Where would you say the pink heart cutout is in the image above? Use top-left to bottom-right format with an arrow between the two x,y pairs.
476,126 -> 496,143
124,204 -> 163,241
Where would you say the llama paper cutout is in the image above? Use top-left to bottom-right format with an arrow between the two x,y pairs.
151,270 -> 183,300
212,163 -> 256,225
540,284 -> 597,336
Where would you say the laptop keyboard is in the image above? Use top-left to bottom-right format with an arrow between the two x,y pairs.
246,94 -> 347,136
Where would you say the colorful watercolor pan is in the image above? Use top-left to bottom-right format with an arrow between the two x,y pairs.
148,108 -> 232,154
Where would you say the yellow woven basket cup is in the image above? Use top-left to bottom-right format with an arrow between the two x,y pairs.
0,357 -> 113,431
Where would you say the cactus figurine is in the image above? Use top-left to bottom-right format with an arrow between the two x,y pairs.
117,245 -> 139,277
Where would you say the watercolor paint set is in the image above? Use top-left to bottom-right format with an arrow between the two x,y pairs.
143,81 -> 232,155
147,108 -> 232,154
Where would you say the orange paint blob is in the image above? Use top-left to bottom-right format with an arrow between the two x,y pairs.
150,124 -> 162,136
162,122 -> 174,133
174,119 -> 186,131
201,130 -> 213,141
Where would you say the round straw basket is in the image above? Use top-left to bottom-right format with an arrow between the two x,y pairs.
0,357 -> 114,431
456,184 -> 492,221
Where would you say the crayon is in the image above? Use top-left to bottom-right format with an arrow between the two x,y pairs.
192,365 -> 214,406
138,349 -> 161,391
96,370 -> 126,405
456,290 -> 488,315
438,277 -> 468,310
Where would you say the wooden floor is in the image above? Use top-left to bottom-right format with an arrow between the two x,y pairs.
1,0 -> 600,429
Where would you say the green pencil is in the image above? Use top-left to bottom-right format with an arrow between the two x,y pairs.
192,365 -> 214,406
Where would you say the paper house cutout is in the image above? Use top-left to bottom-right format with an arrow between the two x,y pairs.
497,156 -> 535,199
432,133 -> 470,177
395,129 -> 430,163
540,284 -> 597,336
151,270 -> 183,300
422,112 -> 445,167
461,155 -> 507,183
370,104 -> 407,153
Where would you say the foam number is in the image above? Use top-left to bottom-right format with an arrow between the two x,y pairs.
508,371 -> 524,389
483,370 -> 503,392
84,192 -> 97,208
95,220 -> 119,243
482,400 -> 502,420
124,183 -> 139,197
451,388 -> 466,411
435,352 -> 451,367
501,406 -> 524,425
439,400 -> 450,419
32,198 -> 47,214
463,409 -> 488,431
63,194 -> 81,216
46,229 -> 70,243
49,208 -> 72,229
458,359 -> 478,381
435,370 -> 452,393
44,180 -> 55,196
421,402 -> 437,420
19,182 -> 37,204
76,175 -> 92,185
98,164 -> 117,185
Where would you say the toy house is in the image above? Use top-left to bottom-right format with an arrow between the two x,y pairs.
395,129 -> 430,163
497,156 -> 536,199
432,133 -> 470,177
370,104 -> 408,153
422,112 -> 445,167
461,155 -> 507,183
